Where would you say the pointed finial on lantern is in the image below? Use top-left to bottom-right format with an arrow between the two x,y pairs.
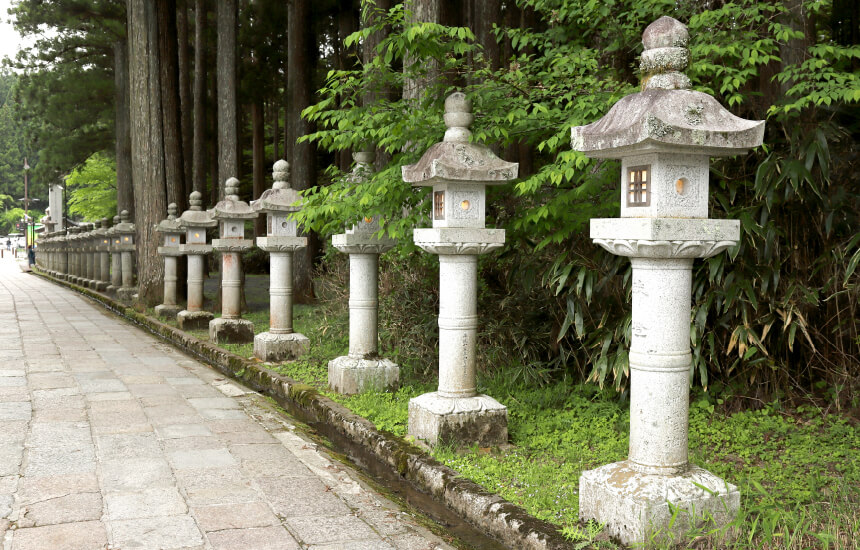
189,191 -> 203,211
443,92 -> 473,143
640,16 -> 691,91
224,178 -> 240,200
272,160 -> 290,190
120,210 -> 129,223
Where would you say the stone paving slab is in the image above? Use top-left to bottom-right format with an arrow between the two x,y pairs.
0,257 -> 456,550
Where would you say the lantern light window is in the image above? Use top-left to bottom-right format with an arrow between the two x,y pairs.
434,191 -> 445,220
626,165 -> 650,207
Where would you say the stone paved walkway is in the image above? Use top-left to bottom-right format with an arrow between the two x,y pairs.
0,257 -> 455,550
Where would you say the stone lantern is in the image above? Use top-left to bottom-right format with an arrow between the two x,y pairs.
115,210 -> 137,302
571,17 -> 764,544
177,191 -> 217,330
107,216 -> 122,294
210,178 -> 256,343
328,151 -> 398,394
155,203 -> 184,318
93,218 -> 110,292
250,160 -> 309,360
68,227 -> 81,285
58,229 -> 69,280
86,223 -> 99,288
402,92 -> 518,447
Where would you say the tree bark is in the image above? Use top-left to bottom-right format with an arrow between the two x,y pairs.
251,100 -> 265,237
403,0 -> 441,103
114,38 -> 133,218
128,0 -> 167,305
177,0 -> 193,199
216,0 -> 238,193
156,0 -> 186,211
361,0 -> 392,167
192,0 -> 207,196
474,0 -> 500,70
287,0 -> 317,303
336,1 -> 359,171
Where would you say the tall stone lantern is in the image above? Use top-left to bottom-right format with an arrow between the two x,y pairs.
571,17 -> 764,544
68,227 -> 81,285
328,151 -> 398,394
94,218 -> 111,292
403,92 -> 518,447
177,192 -> 217,330
155,203 -> 184,318
250,160 -> 309,360
115,210 -> 137,302
210,178 -> 256,343
107,216 -> 122,294
86,223 -> 98,288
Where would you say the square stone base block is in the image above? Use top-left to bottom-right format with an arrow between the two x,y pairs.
408,392 -> 508,448
155,304 -> 183,319
209,317 -> 254,344
94,282 -> 109,292
254,331 -> 310,362
177,310 -> 213,331
579,460 -> 740,546
328,356 -> 399,394
116,287 -> 137,302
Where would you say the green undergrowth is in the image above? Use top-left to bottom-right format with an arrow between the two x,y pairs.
145,281 -> 860,549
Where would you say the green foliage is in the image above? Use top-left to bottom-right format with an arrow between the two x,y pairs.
298,0 -> 859,397
64,152 -> 117,222
0,73 -> 40,209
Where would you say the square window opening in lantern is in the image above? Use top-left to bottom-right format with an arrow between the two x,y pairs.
627,165 -> 650,207
434,191 -> 445,220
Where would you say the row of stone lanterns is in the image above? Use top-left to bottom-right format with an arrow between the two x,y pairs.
37,211 -> 138,301
37,15 -> 759,544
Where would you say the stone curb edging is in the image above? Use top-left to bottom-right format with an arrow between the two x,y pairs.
31,269 -> 572,550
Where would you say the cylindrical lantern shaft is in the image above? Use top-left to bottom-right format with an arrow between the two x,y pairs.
269,252 -> 294,334
348,253 -> 379,358
437,255 -> 478,398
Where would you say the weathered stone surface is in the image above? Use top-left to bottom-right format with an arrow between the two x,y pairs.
155,303 -> 182,318
254,331 -> 309,361
177,309 -> 214,330
408,392 -> 508,447
10,521 -> 108,550
328,356 -> 399,394
580,460 -> 740,545
209,317 -> 254,344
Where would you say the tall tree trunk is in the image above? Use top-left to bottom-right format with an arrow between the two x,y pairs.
128,0 -> 167,305
156,0 -> 186,211
336,1 -> 359,171
114,38 -> 133,218
271,99 -> 279,165
361,0 -> 392,167
216,0 -> 238,193
287,0 -> 317,303
251,101 -> 265,237
474,0 -> 501,70
403,0 -> 441,103
177,0 -> 193,199
192,0 -> 207,196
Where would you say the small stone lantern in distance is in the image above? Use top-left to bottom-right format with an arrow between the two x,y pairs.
107,216 -> 122,294
177,191 -> 218,330
571,16 -> 765,545
210,178 -> 256,344
94,218 -> 111,292
250,160 -> 310,361
114,210 -> 137,302
402,92 -> 518,447
154,203 -> 184,318
328,150 -> 398,394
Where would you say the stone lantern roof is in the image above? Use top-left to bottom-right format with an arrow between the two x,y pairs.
178,192 -> 217,228
155,203 -> 183,233
211,178 -> 258,220
252,160 -> 302,214
571,16 -> 764,158
106,215 -> 119,238
402,92 -> 518,185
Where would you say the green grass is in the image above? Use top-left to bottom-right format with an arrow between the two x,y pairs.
148,278 -> 860,549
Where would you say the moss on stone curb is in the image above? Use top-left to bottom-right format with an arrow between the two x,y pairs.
32,269 -> 572,550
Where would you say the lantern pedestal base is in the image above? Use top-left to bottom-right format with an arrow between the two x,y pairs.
94,281 -> 109,292
105,284 -> 116,295
116,287 -> 137,303
177,310 -> 214,331
579,460 -> 739,546
253,331 -> 309,362
155,304 -> 182,319
209,317 -> 254,344
328,356 -> 399,395
407,392 -> 507,448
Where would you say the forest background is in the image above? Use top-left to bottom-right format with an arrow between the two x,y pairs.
0,0 -> 857,406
